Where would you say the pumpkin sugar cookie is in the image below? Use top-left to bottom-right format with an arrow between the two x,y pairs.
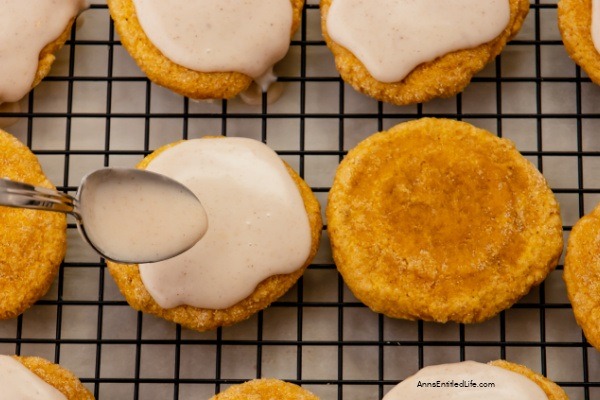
0,129 -> 67,319
210,379 -> 319,400
320,0 -> 529,105
5,356 -> 94,400
108,137 -> 322,332
490,360 -> 569,400
0,1 -> 87,104
108,0 -> 304,100
564,202 -> 600,351
383,360 -> 567,400
327,118 -> 563,324
558,0 -> 600,84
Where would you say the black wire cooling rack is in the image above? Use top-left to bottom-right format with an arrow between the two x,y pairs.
0,1 -> 599,399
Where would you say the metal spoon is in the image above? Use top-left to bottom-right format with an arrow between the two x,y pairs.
0,168 -> 208,263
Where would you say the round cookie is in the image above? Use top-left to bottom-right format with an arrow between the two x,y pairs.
13,356 -> 94,400
107,138 -> 322,331
210,379 -> 319,400
0,129 -> 67,319
327,118 -> 563,324
320,0 -> 529,105
558,0 -> 600,84
107,0 -> 304,100
564,202 -> 600,351
489,360 -> 568,400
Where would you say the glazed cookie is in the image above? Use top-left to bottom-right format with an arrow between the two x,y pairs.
490,360 -> 569,400
210,379 -> 319,400
558,0 -> 600,84
5,356 -> 94,400
0,1 -> 87,104
0,129 -> 67,319
320,0 -> 529,105
108,137 -> 322,331
108,0 -> 304,100
383,360 -> 567,400
564,203 -> 600,351
327,118 -> 563,324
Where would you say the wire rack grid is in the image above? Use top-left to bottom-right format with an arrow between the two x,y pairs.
0,0 -> 598,399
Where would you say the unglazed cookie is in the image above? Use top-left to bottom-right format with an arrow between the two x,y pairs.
8,356 -> 94,400
210,379 -> 319,400
108,137 -> 322,331
107,0 -> 304,100
564,203 -> 600,351
327,118 -> 563,323
0,129 -> 67,319
320,0 -> 529,105
558,0 -> 600,84
383,360 -> 567,400
0,1 -> 87,104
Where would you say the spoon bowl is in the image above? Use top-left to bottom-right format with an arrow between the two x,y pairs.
0,168 -> 208,263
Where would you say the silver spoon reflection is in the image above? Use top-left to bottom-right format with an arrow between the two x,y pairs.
0,168 -> 208,263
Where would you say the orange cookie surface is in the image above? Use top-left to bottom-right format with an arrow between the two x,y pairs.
558,0 -> 600,85
210,379 -> 319,400
327,118 -> 563,323
564,202 -> 600,351
0,129 -> 67,319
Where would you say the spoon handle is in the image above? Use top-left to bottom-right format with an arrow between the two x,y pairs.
0,178 -> 77,215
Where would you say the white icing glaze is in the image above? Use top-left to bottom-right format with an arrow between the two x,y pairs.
239,69 -> 285,106
0,355 -> 67,400
383,361 -> 548,400
138,138 -> 312,310
592,0 -> 600,53
0,0 -> 88,104
79,169 -> 208,263
131,0 -> 293,80
326,0 -> 510,83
